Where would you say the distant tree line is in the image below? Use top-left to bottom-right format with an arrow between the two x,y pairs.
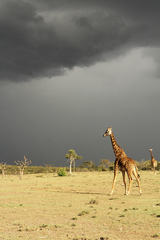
0,159 -> 159,177
0,149 -> 159,178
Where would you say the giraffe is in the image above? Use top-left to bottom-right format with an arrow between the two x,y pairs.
103,127 -> 142,196
149,149 -> 157,174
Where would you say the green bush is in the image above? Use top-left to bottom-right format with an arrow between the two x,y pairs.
57,168 -> 67,176
137,160 -> 151,171
157,161 -> 160,171
109,163 -> 114,171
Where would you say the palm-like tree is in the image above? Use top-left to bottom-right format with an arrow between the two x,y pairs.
65,149 -> 82,174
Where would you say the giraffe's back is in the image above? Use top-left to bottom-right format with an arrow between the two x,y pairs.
116,154 -> 136,172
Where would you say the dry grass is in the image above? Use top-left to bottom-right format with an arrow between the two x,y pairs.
0,171 -> 160,239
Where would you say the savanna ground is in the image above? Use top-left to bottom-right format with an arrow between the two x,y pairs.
0,171 -> 159,240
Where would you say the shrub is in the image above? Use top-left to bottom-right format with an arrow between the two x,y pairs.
89,198 -> 99,205
57,168 -> 67,176
138,160 -> 151,170
157,161 -> 160,171
78,210 -> 89,216
109,163 -> 114,171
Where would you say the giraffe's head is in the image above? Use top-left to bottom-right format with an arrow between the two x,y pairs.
103,127 -> 112,137
149,149 -> 153,152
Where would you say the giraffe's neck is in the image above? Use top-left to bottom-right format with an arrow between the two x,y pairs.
150,151 -> 154,159
110,132 -> 125,158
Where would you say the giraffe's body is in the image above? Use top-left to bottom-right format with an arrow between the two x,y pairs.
103,127 -> 142,196
149,149 -> 157,174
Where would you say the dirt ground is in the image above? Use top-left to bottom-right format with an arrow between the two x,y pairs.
0,171 -> 159,239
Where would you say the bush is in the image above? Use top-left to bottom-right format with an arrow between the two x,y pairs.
138,160 -> 151,171
157,161 -> 160,171
57,168 -> 67,176
109,163 -> 114,171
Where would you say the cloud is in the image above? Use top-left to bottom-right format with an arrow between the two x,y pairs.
0,46 -> 159,165
0,0 -> 160,82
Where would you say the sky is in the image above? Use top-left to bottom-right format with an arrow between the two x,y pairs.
0,0 -> 160,167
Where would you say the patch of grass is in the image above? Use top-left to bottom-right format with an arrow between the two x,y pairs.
13,223 -> 22,226
89,198 -> 99,204
100,237 -> 109,240
71,217 -> 77,220
71,223 -> 76,227
109,198 -> 118,200
132,207 -> 138,210
151,234 -> 159,238
151,213 -> 156,216
78,210 -> 89,216
39,224 -> 48,229
54,225 -> 62,228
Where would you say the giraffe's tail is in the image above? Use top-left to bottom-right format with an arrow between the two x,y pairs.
134,164 -> 140,180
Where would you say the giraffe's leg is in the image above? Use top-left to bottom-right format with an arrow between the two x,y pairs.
122,171 -> 127,195
132,171 -> 142,195
127,171 -> 133,195
110,168 -> 117,195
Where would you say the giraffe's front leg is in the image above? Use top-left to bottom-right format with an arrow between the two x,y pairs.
110,168 -> 117,195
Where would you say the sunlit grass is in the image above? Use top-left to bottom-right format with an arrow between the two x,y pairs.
0,171 -> 159,239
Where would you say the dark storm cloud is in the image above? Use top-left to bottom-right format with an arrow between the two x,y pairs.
0,0 -> 160,81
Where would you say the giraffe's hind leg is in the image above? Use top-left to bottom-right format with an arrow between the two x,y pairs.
126,171 -> 133,195
132,170 -> 142,195
122,171 -> 127,195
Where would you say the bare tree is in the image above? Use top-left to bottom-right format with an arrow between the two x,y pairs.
15,156 -> 31,180
0,162 -> 7,178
